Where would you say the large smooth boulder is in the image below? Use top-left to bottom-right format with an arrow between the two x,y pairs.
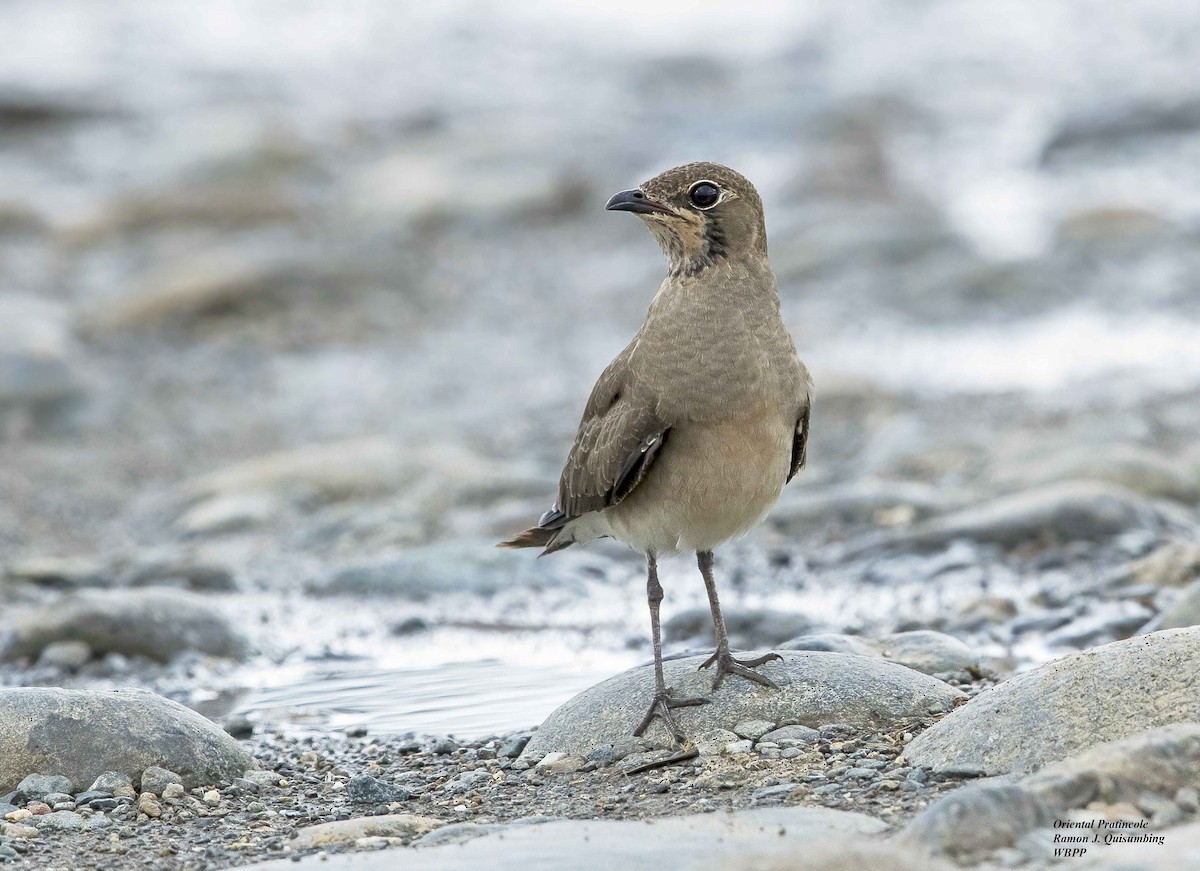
905,628 -> 1200,775
0,688 -> 255,792
523,651 -> 964,757
1,588 -> 248,663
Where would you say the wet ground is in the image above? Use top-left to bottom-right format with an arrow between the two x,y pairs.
3,0 -> 1200,781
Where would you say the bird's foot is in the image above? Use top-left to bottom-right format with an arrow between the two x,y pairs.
699,648 -> 783,691
633,688 -> 709,742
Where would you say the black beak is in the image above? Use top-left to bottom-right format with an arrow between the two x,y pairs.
605,188 -> 672,216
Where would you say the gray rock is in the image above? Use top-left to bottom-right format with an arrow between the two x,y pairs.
15,773 -> 73,801
240,770 -> 284,789
523,650 -> 963,756
4,557 -> 108,590
31,810 -> 84,832
242,807 -> 889,871
346,774 -> 405,805
1,588 -> 248,663
89,771 -> 133,793
905,628 -> 1200,775
882,482 -> 1161,551
1022,723 -> 1200,811
36,640 -> 92,670
1112,540 -> 1200,589
781,630 -> 977,677
1157,580 -> 1200,631
901,783 -> 1053,860
139,766 -> 182,796
123,561 -> 238,592
0,687 -> 255,792
310,539 -> 596,600
778,633 -> 879,657
873,630 -> 978,676
760,725 -> 821,746
0,296 -> 84,409
733,720 -> 776,741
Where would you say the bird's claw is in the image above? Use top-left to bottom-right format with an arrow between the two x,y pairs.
633,688 -> 709,742
699,649 -> 782,691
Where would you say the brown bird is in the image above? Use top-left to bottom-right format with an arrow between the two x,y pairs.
500,162 -> 812,744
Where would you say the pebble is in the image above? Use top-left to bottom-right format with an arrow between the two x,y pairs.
760,725 -> 821,746
15,773 -> 73,802
90,772 -> 134,793
724,740 -> 754,755
137,793 -> 163,818
733,720 -> 776,741
140,766 -> 183,796
202,790 -> 221,806
34,810 -> 85,832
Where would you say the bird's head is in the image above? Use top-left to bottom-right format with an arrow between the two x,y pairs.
605,161 -> 767,276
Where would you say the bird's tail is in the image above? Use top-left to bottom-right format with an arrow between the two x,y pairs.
497,527 -> 557,549
497,518 -> 576,556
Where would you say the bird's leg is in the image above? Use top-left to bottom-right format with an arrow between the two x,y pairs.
633,553 -> 708,742
696,550 -> 782,690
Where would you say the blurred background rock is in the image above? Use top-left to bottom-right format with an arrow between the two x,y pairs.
2,0 -> 1200,736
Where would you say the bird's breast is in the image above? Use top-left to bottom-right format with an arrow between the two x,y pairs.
604,407 -> 793,555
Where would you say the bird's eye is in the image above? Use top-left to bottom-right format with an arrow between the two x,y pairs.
688,182 -> 720,209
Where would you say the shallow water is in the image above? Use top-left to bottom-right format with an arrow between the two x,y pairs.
235,658 -> 626,739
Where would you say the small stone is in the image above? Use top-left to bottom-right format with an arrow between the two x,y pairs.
15,773 -> 73,802
347,774 -> 401,805
733,720 -> 776,741
498,736 -> 530,758
36,640 -> 93,670
137,793 -> 162,818
33,810 -> 85,832
1176,787 -> 1200,813
202,790 -> 220,806
232,777 -> 261,794
760,725 -> 821,746
74,790 -> 113,806
4,809 -> 32,822
161,783 -> 185,800
42,792 -> 72,805
27,802 -> 51,815
724,740 -> 754,755
89,772 -> 133,793
585,745 -> 616,767
693,729 -> 740,757
139,766 -> 182,796
223,713 -> 254,739
1,822 -> 38,839
751,783 -> 800,805
781,748 -> 803,760
433,738 -> 458,755
241,770 -> 284,789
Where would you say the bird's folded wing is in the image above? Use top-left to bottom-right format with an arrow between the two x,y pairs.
557,360 -> 669,519
787,395 -> 812,484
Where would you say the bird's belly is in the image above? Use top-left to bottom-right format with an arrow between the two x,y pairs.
605,412 -> 792,555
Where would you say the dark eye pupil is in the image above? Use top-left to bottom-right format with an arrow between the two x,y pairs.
689,183 -> 719,208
